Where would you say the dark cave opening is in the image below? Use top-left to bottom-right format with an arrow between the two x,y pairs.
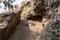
27,15 -> 43,22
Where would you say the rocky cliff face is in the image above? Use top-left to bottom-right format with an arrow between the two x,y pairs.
33,0 -> 47,16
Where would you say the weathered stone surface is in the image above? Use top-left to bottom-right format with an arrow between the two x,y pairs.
31,0 -> 47,16
0,10 -> 21,40
0,20 -> 8,40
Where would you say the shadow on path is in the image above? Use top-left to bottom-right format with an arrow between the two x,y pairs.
8,20 -> 37,40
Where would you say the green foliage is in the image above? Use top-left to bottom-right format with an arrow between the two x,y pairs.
0,0 -> 15,9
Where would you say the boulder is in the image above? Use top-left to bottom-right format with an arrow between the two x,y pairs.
0,11 -> 21,40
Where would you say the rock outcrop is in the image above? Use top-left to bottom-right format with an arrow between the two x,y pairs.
0,10 -> 22,40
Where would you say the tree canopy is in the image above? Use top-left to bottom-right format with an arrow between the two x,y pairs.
0,0 -> 15,9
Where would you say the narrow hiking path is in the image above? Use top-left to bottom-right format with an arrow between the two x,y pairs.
8,18 -> 48,40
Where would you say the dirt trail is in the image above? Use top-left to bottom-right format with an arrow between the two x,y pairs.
8,18 -> 48,40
